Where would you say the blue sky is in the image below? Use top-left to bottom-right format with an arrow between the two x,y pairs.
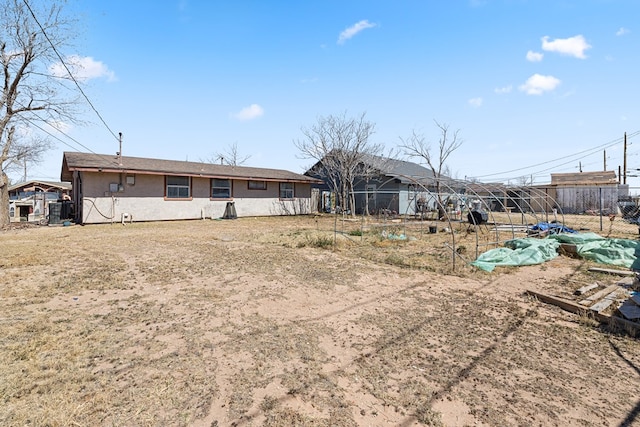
21,0 -> 640,187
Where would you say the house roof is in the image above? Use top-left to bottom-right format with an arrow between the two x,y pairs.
466,182 -> 509,194
61,152 -> 322,184
305,152 -> 457,186
9,180 -> 71,192
360,154 -> 436,181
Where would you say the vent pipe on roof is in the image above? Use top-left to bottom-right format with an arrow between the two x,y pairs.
117,132 -> 123,166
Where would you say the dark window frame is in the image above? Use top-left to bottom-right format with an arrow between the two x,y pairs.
248,180 -> 267,190
211,178 -> 232,199
165,175 -> 191,199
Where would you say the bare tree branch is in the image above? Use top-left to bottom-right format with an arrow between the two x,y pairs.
1,0 -> 79,225
400,120 -> 463,219
296,112 -> 383,215
207,142 -> 251,166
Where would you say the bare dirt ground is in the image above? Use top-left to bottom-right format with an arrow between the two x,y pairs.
1,215 -> 639,427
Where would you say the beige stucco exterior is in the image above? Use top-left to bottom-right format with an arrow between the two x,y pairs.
78,171 -> 312,224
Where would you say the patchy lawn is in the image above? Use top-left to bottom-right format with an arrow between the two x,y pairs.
0,216 -> 638,426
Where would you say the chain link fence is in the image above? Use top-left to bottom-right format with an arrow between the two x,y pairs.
308,182 -> 640,273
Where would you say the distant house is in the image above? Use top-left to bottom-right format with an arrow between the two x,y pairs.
465,172 -> 625,215
60,152 -> 322,224
306,153 -> 463,216
8,180 -> 71,223
544,170 -> 625,214
465,182 -> 538,213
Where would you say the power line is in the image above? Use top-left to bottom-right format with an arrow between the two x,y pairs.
471,131 -> 640,180
21,0 -> 120,142
13,100 -> 123,170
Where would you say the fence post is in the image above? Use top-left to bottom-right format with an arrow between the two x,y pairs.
599,186 -> 603,232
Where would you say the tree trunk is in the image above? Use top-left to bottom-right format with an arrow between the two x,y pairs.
0,171 -> 10,227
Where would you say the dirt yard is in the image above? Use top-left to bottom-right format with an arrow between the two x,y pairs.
1,215 -> 639,426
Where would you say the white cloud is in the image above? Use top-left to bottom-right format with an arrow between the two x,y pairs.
494,85 -> 512,94
468,97 -> 483,108
49,55 -> 116,82
526,50 -> 543,62
541,35 -> 591,59
231,104 -> 264,121
518,74 -> 561,95
616,27 -> 630,36
338,20 -> 377,44
47,120 -> 72,134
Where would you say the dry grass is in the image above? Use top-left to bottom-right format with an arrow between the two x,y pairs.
1,215 -> 639,426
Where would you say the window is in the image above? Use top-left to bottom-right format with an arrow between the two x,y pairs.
279,182 -> 294,199
248,180 -> 267,190
211,179 -> 231,198
166,176 -> 191,198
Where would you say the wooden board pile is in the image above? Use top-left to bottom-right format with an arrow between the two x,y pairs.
526,267 -> 640,336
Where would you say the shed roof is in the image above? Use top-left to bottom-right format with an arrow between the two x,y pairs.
61,152 -> 322,184
9,180 -> 71,192
550,171 -> 617,186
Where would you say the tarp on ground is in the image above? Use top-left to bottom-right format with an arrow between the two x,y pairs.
529,222 -> 577,234
471,232 -> 640,272
549,232 -> 640,269
471,238 -> 561,272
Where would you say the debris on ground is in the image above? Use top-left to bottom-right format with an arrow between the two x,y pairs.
526,274 -> 640,336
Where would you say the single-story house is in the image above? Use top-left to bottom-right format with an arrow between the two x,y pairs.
60,152 -> 322,224
306,153 -> 463,216
8,180 -> 71,223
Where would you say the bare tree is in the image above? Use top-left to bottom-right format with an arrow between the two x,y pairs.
515,175 -> 533,186
295,112 -> 383,216
400,120 -> 463,219
205,142 -> 251,166
4,134 -> 52,181
0,0 -> 78,226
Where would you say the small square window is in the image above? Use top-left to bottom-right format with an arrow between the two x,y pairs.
212,179 -> 231,198
279,182 -> 294,199
166,176 -> 191,198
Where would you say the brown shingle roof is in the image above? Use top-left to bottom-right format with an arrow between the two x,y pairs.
61,152 -> 321,183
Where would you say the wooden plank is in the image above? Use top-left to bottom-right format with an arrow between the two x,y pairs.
587,267 -> 635,276
525,290 -> 640,336
560,244 -> 578,257
574,282 -> 599,295
616,277 -> 636,287
526,291 -> 590,315
491,225 -> 529,232
579,285 -> 619,306
588,291 -> 620,313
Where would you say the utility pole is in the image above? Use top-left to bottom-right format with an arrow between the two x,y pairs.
623,132 -> 627,185
604,150 -> 607,171
619,165 -> 622,184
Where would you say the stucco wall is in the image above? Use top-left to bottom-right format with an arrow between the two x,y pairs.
80,172 -> 313,223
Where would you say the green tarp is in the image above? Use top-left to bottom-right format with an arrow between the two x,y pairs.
471,232 -> 640,272
471,238 -> 560,272
549,233 -> 640,269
